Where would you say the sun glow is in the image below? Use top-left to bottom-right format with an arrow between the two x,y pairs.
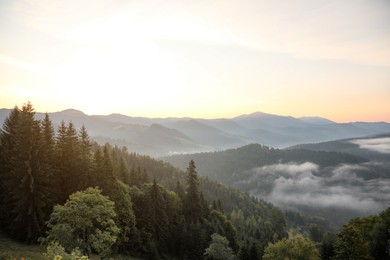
0,1 -> 389,121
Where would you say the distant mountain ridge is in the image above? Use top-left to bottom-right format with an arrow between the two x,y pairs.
0,108 -> 389,156
288,133 -> 390,161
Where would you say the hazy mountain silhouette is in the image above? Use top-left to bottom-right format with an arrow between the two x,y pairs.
0,108 -> 389,156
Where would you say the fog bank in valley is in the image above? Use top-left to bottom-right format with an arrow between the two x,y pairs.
234,161 -> 390,226
350,137 -> 390,154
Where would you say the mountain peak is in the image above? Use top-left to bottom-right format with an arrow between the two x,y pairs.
59,109 -> 86,116
235,111 -> 274,119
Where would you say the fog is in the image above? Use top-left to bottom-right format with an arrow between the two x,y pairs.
350,137 -> 390,154
234,162 -> 390,224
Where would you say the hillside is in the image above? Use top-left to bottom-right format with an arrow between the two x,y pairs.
162,144 -> 369,183
162,143 -> 390,227
0,105 -> 290,259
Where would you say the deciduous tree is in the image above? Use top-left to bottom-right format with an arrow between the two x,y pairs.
42,187 -> 120,258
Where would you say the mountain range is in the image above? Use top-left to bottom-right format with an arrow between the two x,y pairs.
1,108 -> 389,156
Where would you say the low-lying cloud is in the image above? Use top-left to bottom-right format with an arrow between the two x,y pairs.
234,162 -> 390,224
350,137 -> 390,154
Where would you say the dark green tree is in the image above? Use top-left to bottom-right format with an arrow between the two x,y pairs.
333,218 -> 373,260
78,125 -> 93,188
55,121 -> 82,202
371,207 -> 390,259
149,178 -> 169,253
1,103 -> 52,242
183,160 -> 202,223
107,180 -> 137,253
0,106 -> 20,230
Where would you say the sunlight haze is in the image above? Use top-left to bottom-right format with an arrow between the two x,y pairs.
0,0 -> 389,122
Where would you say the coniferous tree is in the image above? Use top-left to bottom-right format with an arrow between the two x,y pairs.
0,106 -> 20,229
150,178 -> 169,253
78,125 -> 93,188
65,122 -> 84,192
183,160 -> 202,223
2,103 -> 52,242
101,144 -> 116,192
40,113 -> 58,208
118,157 -> 129,184
55,121 -> 79,202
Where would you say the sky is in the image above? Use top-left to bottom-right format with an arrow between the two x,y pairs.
0,0 -> 389,122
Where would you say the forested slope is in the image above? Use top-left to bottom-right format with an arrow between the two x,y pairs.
162,143 -> 368,184
0,103 -> 286,259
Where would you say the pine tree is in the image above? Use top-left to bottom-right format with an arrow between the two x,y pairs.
149,178 -> 169,253
78,125 -> 92,188
40,113 -> 58,208
0,106 -> 20,230
183,160 -> 202,224
1,103 -> 52,242
55,121 -> 70,202
183,160 -> 202,223
118,157 -> 129,184
101,145 -> 116,192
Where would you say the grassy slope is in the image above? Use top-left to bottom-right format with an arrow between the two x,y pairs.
0,232 -> 143,260
0,232 -> 44,260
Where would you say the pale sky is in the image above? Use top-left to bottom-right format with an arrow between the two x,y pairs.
0,0 -> 389,122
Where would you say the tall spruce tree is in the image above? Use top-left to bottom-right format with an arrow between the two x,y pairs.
0,106 -> 20,230
55,121 -> 83,202
150,178 -> 169,252
0,103 -> 52,242
184,160 -> 202,223
78,125 -> 92,188
40,113 -> 58,207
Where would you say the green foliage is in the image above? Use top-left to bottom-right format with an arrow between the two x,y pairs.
42,187 -> 120,258
106,180 -> 137,253
204,233 -> 236,260
263,235 -> 320,260
43,242 -> 88,260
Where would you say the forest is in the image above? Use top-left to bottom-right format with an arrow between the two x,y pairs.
0,103 -> 389,259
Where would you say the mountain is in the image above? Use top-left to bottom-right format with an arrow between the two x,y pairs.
288,133 -> 390,161
234,112 -> 309,129
298,116 -> 335,125
162,143 -> 390,227
162,119 -> 247,150
1,108 -> 389,156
